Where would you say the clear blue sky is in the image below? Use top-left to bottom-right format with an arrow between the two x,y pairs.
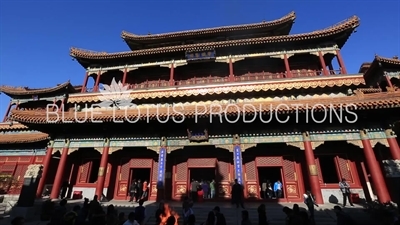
0,1 -> 399,116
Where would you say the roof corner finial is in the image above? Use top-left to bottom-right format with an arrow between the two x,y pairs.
148,32 -> 151,35
393,55 -> 398,60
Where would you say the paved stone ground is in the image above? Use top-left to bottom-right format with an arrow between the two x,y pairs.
0,200 -> 378,225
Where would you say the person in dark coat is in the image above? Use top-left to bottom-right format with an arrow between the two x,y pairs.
231,179 -> 245,209
333,206 -> 356,225
128,180 -> 137,202
304,191 -> 319,221
136,179 -> 143,203
213,206 -> 227,225
257,204 -> 269,225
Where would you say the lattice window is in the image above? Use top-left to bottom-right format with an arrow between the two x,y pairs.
9,164 -> 28,194
245,161 -> 256,181
79,162 -> 90,183
78,159 -> 101,183
217,161 -> 229,181
314,159 -> 323,183
188,158 -> 216,167
152,161 -> 158,181
256,157 -> 282,167
176,162 -> 187,181
336,156 -> 353,183
283,158 -> 295,181
130,159 -> 152,168
120,161 -> 130,181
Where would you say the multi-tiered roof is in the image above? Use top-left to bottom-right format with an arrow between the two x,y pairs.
70,12 -> 359,68
2,12 -> 400,129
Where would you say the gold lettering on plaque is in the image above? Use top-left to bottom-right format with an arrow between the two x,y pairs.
309,165 -> 318,176
98,167 -> 105,177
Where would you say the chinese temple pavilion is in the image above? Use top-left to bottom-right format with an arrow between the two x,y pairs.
1,11 -> 400,204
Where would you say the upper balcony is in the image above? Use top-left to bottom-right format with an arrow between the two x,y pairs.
80,47 -> 348,93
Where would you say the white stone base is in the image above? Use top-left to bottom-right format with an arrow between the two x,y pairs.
321,188 -> 366,204
71,187 -> 108,200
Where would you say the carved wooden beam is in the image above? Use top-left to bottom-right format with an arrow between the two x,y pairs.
108,147 -> 121,154
167,146 -> 183,153
240,144 -> 257,152
215,144 -> 233,152
67,148 -> 79,155
286,142 -> 305,150
147,146 -> 160,153
346,140 -> 363,148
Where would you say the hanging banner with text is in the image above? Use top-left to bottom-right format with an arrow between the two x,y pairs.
234,145 -> 244,184
157,147 -> 167,188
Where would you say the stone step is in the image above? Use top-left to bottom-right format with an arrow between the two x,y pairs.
143,206 -> 375,225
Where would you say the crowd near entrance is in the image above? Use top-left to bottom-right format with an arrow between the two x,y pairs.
257,167 -> 284,199
128,168 -> 151,203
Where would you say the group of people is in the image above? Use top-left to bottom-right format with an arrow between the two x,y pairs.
189,179 -> 217,202
129,179 -> 149,203
260,180 -> 283,199
42,195 -> 147,225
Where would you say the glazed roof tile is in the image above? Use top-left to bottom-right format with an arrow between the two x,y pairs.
68,75 -> 365,103
0,132 -> 48,144
0,81 -> 72,96
10,92 -> 400,124
0,122 -> 28,131
363,55 -> 400,80
121,11 -> 296,41
70,15 -> 360,60
375,55 -> 400,65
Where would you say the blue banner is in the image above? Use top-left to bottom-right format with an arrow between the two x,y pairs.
233,145 -> 244,184
157,147 -> 167,189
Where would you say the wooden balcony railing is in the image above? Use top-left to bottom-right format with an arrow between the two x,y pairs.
85,70 -> 343,92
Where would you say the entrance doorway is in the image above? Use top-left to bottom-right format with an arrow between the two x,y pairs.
129,168 -> 151,184
257,167 -> 284,199
189,168 -> 215,182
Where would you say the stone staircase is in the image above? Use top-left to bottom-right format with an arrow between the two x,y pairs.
142,202 -> 377,225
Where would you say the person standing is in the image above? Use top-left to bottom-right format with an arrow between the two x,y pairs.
210,179 -> 216,199
261,180 -> 267,199
142,180 -> 148,200
128,180 -> 136,203
241,210 -> 252,225
190,179 -> 199,202
303,191 -> 319,222
273,180 -> 282,198
213,206 -> 227,225
231,179 -> 245,209
136,179 -> 143,203
257,204 -> 269,225
339,178 -> 354,207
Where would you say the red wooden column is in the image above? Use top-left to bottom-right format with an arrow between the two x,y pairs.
2,101 -> 12,122
360,130 -> 391,203
81,71 -> 89,93
385,76 -> 394,89
122,67 -> 128,85
95,138 -> 110,198
169,63 -> 175,86
318,51 -> 329,76
228,58 -> 234,82
335,49 -> 347,74
93,70 -> 102,92
385,129 -> 400,159
283,54 -> 292,78
36,140 -> 54,198
302,132 -> 323,204
50,139 -> 70,199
